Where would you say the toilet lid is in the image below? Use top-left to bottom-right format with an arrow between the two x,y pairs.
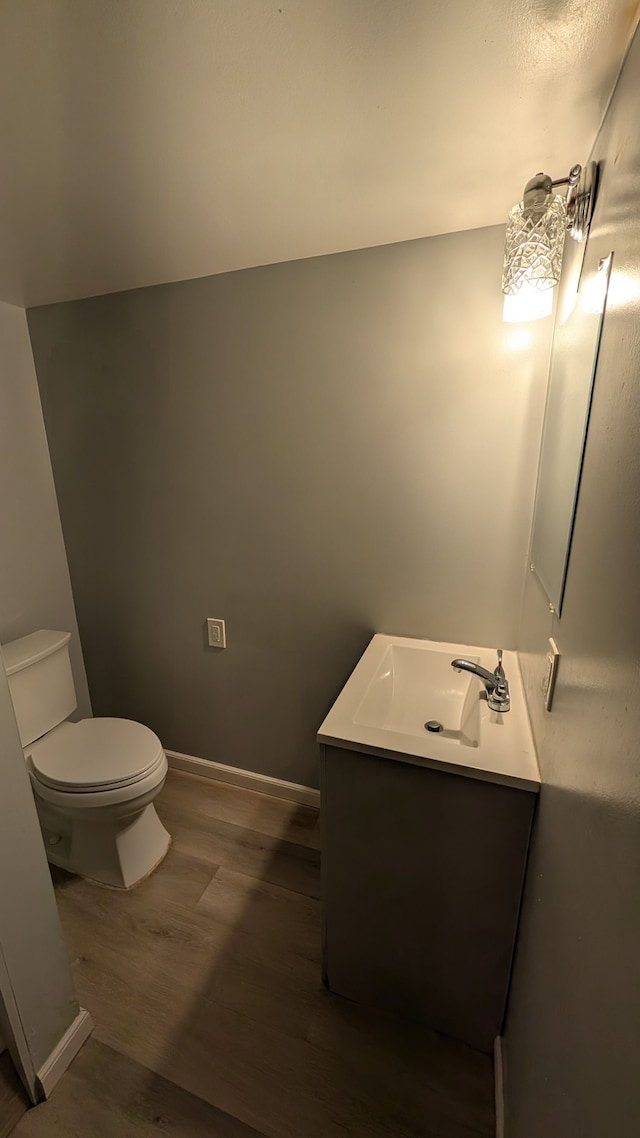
28,718 -> 165,791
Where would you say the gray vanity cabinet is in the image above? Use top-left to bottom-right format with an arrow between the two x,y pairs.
320,744 -> 536,1054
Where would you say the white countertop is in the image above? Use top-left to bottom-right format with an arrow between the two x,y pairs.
317,634 -> 540,792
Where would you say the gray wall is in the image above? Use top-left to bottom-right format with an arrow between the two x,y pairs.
0,300 -> 91,714
0,662 -> 80,1085
28,226 -> 551,787
0,302 -> 87,1081
504,23 -> 640,1138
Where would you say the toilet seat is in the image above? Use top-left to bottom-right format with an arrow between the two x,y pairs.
28,718 -> 165,793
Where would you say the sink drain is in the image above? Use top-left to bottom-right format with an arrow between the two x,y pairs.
424,720 -> 444,733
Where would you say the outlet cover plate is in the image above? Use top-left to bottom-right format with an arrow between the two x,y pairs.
542,636 -> 559,711
207,618 -> 226,649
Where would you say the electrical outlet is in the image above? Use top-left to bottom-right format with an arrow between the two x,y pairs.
542,637 -> 559,711
207,618 -> 226,649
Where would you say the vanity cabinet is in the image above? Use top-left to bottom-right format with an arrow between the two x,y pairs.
320,743 -> 536,1054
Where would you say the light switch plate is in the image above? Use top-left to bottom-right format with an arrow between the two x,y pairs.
207,618 -> 226,649
542,636 -> 559,711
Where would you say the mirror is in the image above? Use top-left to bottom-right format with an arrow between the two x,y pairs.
529,243 -> 613,613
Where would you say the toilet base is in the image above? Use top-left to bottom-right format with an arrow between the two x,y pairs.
39,802 -> 171,889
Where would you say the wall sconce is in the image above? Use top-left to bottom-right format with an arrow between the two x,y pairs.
502,162 -> 597,322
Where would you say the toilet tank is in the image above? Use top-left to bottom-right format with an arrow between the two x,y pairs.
1,630 -> 77,747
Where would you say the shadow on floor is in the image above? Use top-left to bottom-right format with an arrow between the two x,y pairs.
13,770 -> 494,1138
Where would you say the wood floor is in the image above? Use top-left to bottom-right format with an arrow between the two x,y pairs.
13,770 -> 495,1138
0,1052 -> 28,1138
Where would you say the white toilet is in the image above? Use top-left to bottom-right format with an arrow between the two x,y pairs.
1,629 -> 170,888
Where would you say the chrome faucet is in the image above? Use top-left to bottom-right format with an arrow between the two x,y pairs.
450,649 -> 510,713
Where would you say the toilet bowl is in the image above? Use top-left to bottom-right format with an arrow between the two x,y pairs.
1,630 -> 171,888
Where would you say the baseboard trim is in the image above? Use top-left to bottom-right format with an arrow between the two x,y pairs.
165,750 -> 320,809
36,1008 -> 94,1100
494,1034 -> 505,1138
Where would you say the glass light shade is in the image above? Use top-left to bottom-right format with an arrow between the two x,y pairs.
502,194 -> 567,296
503,282 -> 554,322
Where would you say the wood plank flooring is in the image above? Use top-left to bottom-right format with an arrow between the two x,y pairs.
0,1051 -> 27,1138
13,769 -> 495,1138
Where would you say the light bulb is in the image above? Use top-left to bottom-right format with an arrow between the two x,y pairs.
503,283 -> 554,323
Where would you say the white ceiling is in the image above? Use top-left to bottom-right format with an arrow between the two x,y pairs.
1,0 -> 638,308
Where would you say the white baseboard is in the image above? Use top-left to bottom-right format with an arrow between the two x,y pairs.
36,1007 -> 94,1099
494,1034 -> 505,1138
165,750 -> 320,809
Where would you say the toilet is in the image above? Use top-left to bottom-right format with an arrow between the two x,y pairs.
1,629 -> 170,888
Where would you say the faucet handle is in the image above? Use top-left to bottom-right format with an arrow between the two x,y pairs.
494,649 -> 506,685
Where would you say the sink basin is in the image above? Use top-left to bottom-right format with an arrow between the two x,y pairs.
318,634 -> 540,790
353,643 -> 480,747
